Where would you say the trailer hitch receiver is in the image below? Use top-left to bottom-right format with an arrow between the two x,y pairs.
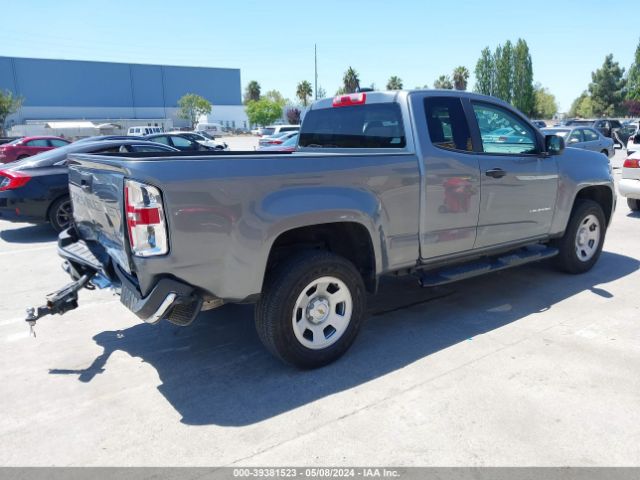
25,273 -> 94,336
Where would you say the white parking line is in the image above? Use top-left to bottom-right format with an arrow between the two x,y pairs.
0,245 -> 56,256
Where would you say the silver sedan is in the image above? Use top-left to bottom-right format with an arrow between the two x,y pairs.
542,126 -> 615,158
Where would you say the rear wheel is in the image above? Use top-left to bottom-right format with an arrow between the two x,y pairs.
48,196 -> 72,232
628,198 -> 640,211
600,149 -> 609,157
17,155 -> 29,160
552,199 -> 606,274
255,251 -> 366,369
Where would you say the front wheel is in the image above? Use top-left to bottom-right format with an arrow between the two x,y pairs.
552,199 -> 606,274
255,251 -> 367,369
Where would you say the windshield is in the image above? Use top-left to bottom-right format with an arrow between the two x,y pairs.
282,133 -> 299,147
299,103 -> 406,149
3,138 -> 24,146
196,131 -> 215,140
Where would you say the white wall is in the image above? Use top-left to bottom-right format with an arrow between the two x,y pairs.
199,105 -> 249,130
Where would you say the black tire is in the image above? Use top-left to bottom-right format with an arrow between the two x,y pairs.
17,155 -> 29,160
551,199 -> 606,274
600,149 -> 609,157
628,198 -> 640,211
255,250 -> 367,369
48,195 -> 72,232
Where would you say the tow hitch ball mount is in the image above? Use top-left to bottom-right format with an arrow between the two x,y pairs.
25,273 -> 95,337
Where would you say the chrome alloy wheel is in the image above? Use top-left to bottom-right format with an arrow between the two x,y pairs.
575,214 -> 600,262
292,276 -> 353,350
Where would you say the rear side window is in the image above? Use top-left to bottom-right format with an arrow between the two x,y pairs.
424,97 -> 472,152
26,139 -> 50,147
49,139 -> 69,147
299,103 -> 406,148
472,103 -> 538,154
583,129 -> 599,141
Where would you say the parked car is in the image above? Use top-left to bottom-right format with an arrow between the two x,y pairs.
0,136 -> 70,163
258,133 -> 299,152
565,118 -> 623,146
259,124 -> 300,138
0,140 -> 177,231
258,131 -> 298,147
144,132 -> 224,151
532,120 -> 547,128
619,150 -> 640,211
127,126 -> 163,136
541,126 -> 614,157
30,90 -> 615,369
165,131 -> 229,151
194,123 -> 223,137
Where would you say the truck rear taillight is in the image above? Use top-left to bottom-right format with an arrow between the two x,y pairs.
332,92 -> 366,107
623,158 -> 640,168
124,179 -> 168,257
0,170 -> 31,191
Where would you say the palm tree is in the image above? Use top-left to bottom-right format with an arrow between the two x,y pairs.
343,67 -> 360,94
296,80 -> 313,106
386,76 -> 403,90
433,75 -> 453,90
452,66 -> 470,91
244,80 -> 261,104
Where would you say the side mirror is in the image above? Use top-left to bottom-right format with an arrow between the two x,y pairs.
545,134 -> 565,155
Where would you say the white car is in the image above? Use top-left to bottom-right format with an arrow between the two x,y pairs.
169,131 -> 228,151
259,125 -> 299,138
626,124 -> 639,155
619,150 -> 640,211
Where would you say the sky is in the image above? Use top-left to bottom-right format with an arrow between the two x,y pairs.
1,0 -> 638,112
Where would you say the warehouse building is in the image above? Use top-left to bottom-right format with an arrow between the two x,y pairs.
0,56 -> 246,134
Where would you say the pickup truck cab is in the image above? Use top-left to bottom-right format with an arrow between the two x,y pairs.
29,90 -> 616,368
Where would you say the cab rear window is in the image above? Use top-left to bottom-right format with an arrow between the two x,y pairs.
299,103 -> 406,148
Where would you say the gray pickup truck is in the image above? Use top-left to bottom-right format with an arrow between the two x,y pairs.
28,90 -> 616,368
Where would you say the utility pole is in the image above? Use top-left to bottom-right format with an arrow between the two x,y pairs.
314,44 -> 318,100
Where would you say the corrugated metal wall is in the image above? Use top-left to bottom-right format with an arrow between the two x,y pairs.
0,56 -> 242,122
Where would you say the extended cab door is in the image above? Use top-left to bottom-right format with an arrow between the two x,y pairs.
411,94 -> 481,259
468,101 -> 558,248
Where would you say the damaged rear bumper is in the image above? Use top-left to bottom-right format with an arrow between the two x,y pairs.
29,227 -> 204,327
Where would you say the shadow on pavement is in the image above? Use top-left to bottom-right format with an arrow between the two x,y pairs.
0,224 -> 57,243
50,251 -> 639,426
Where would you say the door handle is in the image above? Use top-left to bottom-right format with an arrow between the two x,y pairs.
485,168 -> 507,179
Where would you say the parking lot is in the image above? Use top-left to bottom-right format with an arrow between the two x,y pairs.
0,149 -> 638,467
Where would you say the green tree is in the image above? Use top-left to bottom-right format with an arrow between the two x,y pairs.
512,39 -> 534,115
475,47 -> 494,95
569,91 -> 589,117
452,66 -> 469,91
0,89 -> 23,135
494,40 -> 514,102
588,54 -> 626,116
317,86 -> 327,99
626,38 -> 640,101
296,80 -> 313,106
433,75 -> 453,89
177,93 -> 212,129
415,84 -> 429,90
265,89 -> 287,107
532,84 -> 558,119
245,98 -> 283,126
244,80 -> 261,104
386,76 -> 403,90
342,67 -> 360,93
